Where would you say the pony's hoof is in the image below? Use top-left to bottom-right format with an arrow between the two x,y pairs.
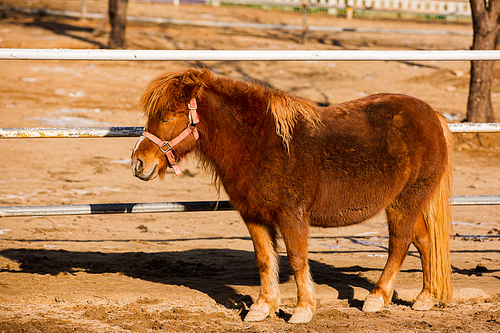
412,297 -> 434,311
244,304 -> 272,322
289,307 -> 313,324
362,294 -> 385,312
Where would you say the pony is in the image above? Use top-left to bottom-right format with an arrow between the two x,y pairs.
131,68 -> 453,323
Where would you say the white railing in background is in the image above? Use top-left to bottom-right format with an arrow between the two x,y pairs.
213,0 -> 471,16
1,0 -> 472,19
2,49 -> 500,61
343,0 -> 471,15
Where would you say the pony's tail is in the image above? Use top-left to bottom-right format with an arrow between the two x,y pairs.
423,115 -> 453,304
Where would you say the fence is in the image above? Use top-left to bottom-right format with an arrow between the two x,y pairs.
216,0 -> 471,16
1,48 -> 500,218
1,122 -> 500,217
3,0 -> 472,17
3,49 -> 500,61
0,2 -> 473,40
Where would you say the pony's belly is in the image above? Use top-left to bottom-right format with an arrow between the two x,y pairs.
310,205 -> 384,228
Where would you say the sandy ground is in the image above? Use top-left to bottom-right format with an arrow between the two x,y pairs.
1,1 -> 500,332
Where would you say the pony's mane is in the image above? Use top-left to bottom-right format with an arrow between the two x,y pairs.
267,90 -> 321,151
141,68 -> 210,119
141,68 -> 321,149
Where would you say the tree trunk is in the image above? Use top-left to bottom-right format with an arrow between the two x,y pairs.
467,46 -> 496,123
466,0 -> 500,122
497,14 -> 500,49
496,28 -> 500,49
108,0 -> 129,49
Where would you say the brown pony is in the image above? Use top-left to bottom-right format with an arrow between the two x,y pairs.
131,68 -> 453,323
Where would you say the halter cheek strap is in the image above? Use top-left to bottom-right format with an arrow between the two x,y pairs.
188,97 -> 199,124
142,98 -> 200,176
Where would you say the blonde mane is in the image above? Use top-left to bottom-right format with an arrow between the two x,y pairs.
141,68 -> 321,148
267,90 -> 321,151
141,68 -> 209,119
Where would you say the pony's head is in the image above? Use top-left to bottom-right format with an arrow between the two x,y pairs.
131,69 -> 208,180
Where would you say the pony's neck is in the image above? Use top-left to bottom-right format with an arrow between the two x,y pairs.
200,79 -> 272,138
195,80 -> 279,186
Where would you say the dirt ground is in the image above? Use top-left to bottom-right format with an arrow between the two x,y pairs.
1,1 -> 500,332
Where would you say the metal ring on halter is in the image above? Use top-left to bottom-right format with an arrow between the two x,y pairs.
158,141 -> 173,155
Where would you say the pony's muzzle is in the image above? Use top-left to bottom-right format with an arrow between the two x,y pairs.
131,155 -> 158,181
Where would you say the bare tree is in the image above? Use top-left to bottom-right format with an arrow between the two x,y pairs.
497,22 -> 500,49
108,0 -> 129,49
467,0 -> 500,122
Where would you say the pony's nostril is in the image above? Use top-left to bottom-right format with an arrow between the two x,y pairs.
134,157 -> 144,174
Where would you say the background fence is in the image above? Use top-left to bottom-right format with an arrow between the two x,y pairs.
0,0 -> 473,40
213,0 -> 472,16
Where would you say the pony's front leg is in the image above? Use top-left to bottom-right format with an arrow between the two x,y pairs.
279,219 -> 316,323
244,221 -> 280,322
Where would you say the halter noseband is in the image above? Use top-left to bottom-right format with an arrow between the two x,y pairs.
141,98 -> 199,176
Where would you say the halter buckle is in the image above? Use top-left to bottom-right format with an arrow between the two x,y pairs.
158,141 -> 172,155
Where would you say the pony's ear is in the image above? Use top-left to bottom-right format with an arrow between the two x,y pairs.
179,83 -> 202,102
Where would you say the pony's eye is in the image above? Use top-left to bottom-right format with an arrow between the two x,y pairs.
162,118 -> 174,124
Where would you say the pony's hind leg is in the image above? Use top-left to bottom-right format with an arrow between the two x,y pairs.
363,204 -> 416,312
411,213 -> 434,311
244,221 -> 281,322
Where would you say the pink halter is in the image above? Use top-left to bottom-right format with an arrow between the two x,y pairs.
141,98 -> 199,176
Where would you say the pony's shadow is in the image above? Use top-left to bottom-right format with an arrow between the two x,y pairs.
0,247 -> 376,312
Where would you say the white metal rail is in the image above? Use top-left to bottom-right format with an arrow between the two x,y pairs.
0,196 -> 499,218
2,49 -> 500,62
0,201 -> 234,217
1,124 -> 500,139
